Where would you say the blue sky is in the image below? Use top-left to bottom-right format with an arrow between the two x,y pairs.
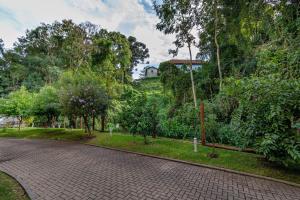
0,0 -> 195,78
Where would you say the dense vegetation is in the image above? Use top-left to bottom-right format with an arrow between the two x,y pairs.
0,1 -> 299,168
151,0 -> 300,167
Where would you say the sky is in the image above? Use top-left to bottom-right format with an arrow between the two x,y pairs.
0,0 -> 197,78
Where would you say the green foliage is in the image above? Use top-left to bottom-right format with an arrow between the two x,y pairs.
0,172 -> 29,200
0,86 -> 33,129
117,87 -> 160,143
0,20 -> 148,96
128,36 -> 149,72
224,75 -> 300,166
58,69 -> 110,134
159,61 -> 193,104
159,102 -> 198,139
31,85 -> 60,127
133,77 -> 163,92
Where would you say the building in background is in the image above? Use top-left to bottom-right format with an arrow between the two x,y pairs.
169,59 -> 203,70
144,66 -> 159,78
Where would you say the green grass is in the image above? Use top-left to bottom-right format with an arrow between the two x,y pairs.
0,171 -> 29,200
0,128 -> 87,141
1,128 -> 300,184
134,77 -> 163,93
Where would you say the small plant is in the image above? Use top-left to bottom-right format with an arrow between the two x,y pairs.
207,117 -> 219,159
207,150 -> 219,158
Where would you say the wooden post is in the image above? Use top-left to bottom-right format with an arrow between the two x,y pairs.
200,102 -> 206,145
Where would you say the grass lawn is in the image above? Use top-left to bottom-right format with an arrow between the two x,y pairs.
0,171 -> 29,200
1,128 -> 300,184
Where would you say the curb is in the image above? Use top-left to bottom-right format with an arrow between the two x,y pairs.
0,170 -> 35,200
85,143 -> 300,188
1,138 -> 300,189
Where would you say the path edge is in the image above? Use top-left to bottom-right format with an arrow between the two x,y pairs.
86,143 -> 300,188
0,169 -> 35,200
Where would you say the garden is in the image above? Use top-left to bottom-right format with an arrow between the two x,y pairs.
0,0 -> 299,187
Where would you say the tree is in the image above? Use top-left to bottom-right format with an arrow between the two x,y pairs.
31,85 -> 60,127
119,89 -> 158,144
58,69 -> 109,135
0,20 -> 145,97
159,61 -> 192,104
92,31 -> 132,84
213,0 -> 222,90
128,36 -> 150,73
0,86 -> 33,131
154,0 -> 200,108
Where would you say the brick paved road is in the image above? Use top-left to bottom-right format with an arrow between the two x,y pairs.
0,139 -> 299,200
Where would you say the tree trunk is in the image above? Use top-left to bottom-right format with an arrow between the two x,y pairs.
18,116 -> 22,132
51,116 -> 56,128
152,128 -> 156,138
188,44 -> 197,109
143,133 -> 148,144
101,115 -> 105,132
214,0 -> 222,91
73,116 -> 77,129
83,115 -> 91,136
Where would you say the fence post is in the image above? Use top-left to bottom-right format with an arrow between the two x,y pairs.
200,102 -> 206,145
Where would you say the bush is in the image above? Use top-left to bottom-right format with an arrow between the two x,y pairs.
159,102 -> 198,139
224,75 -> 300,166
119,89 -> 159,143
58,70 -> 109,135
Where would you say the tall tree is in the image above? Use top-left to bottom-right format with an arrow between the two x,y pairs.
213,0 -> 222,90
92,31 -> 132,84
153,0 -> 200,108
128,36 -> 150,73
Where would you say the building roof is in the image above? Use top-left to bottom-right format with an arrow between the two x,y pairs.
145,66 -> 158,70
169,59 -> 203,65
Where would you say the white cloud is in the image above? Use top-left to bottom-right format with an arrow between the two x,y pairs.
0,0 -> 198,79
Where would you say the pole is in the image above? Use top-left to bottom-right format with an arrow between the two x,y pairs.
193,137 -> 198,152
200,102 -> 206,145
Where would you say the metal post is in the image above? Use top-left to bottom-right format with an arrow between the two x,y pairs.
194,137 -> 198,152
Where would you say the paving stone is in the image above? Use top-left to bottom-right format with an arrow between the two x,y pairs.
0,139 -> 299,200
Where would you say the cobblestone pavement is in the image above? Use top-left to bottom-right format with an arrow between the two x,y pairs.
0,139 -> 299,200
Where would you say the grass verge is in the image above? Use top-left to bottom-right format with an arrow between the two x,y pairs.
0,171 -> 29,200
1,128 -> 299,184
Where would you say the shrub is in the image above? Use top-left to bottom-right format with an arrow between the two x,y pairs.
224,75 -> 300,166
58,70 -> 109,135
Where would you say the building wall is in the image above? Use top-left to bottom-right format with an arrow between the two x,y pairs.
146,68 -> 158,77
175,64 -> 202,70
